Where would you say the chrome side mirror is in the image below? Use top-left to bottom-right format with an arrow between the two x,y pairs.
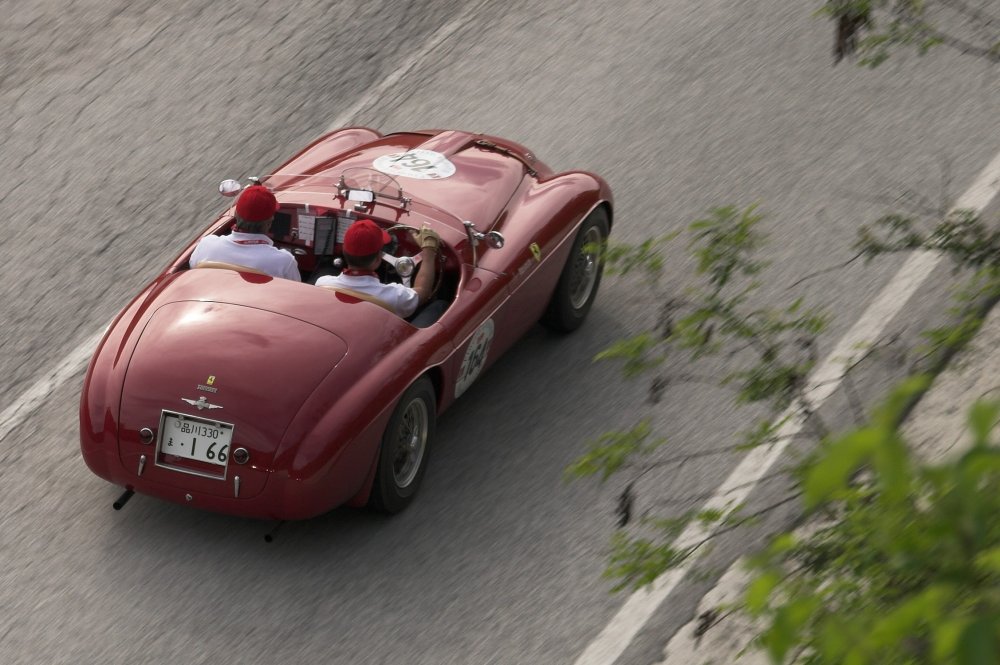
463,221 -> 505,248
219,179 -> 242,197
463,221 -> 504,267
485,231 -> 505,250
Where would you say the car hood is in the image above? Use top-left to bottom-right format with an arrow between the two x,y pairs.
118,299 -> 348,472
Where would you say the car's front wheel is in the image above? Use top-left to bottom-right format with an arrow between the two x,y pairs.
541,207 -> 609,333
368,376 -> 436,513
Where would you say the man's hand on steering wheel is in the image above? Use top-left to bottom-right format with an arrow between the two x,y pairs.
411,223 -> 440,252
410,224 -> 440,306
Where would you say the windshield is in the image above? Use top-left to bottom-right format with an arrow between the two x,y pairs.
255,168 -> 410,211
339,168 -> 406,200
259,168 -> 404,197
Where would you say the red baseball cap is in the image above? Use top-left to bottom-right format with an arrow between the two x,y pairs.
344,219 -> 391,255
235,185 -> 279,223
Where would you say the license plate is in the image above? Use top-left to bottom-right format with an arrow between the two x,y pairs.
157,411 -> 234,467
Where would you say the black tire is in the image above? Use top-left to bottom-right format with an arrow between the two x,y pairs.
541,207 -> 610,333
368,376 -> 436,513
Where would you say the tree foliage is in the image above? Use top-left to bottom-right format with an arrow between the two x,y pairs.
858,206 -> 1000,364
570,204 -> 830,591
570,3 -> 1000,661
572,200 -> 1000,658
588,204 -> 828,412
748,384 -> 1000,664
823,0 -> 1000,66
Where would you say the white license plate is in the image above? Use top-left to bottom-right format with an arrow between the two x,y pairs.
158,411 -> 234,467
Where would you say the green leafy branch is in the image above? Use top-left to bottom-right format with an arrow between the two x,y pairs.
599,204 -> 830,415
570,6 -> 1000,659
821,0 -> 1000,66
593,231 -> 678,280
857,208 -> 1000,367
857,209 -> 1000,269
604,493 -> 802,592
564,420 -> 667,482
571,203 -> 842,590
746,382 -> 1000,664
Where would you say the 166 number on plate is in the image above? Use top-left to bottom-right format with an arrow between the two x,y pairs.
159,411 -> 234,467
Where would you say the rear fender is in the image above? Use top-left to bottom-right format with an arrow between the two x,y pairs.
79,274 -> 180,479
276,324 -> 451,512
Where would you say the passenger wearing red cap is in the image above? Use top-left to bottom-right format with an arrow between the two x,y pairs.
190,184 -> 301,281
315,219 -> 440,318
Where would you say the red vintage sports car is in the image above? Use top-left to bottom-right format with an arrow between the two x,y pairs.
80,127 -> 613,521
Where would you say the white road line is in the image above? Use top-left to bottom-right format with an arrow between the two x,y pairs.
325,0 -> 490,131
0,4 -> 492,447
0,330 -> 105,444
573,150 -> 1000,665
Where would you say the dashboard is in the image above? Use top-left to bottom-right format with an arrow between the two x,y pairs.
267,206 -> 446,289
269,207 -> 355,273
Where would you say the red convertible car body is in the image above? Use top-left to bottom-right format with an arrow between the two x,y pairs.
80,127 -> 613,520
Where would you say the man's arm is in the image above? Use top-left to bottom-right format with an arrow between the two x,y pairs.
411,247 -> 437,306
410,225 -> 440,306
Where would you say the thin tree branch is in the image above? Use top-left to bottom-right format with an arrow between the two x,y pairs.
896,11 -> 1000,61
936,0 -> 1000,39
681,493 -> 803,558
785,250 -> 867,290
646,471 -> 794,510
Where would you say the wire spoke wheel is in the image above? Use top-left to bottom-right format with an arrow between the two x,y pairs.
567,226 -> 602,309
541,207 -> 610,333
392,397 -> 428,489
369,376 -> 436,513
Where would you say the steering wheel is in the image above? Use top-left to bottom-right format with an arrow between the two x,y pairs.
383,223 -> 443,297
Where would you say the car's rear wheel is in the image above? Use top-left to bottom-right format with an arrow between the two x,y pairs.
368,376 -> 436,513
541,207 -> 609,333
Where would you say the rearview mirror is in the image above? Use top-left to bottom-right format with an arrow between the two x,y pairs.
347,189 -> 374,203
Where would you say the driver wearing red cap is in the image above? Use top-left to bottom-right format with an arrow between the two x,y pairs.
315,219 -> 439,318
190,184 -> 301,281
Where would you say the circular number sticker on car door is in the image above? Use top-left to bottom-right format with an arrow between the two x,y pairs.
455,319 -> 495,398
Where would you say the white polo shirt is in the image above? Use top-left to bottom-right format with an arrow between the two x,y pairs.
314,273 -> 420,317
190,232 -> 301,281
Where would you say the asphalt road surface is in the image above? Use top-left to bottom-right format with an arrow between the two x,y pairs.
1,1 -> 998,664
